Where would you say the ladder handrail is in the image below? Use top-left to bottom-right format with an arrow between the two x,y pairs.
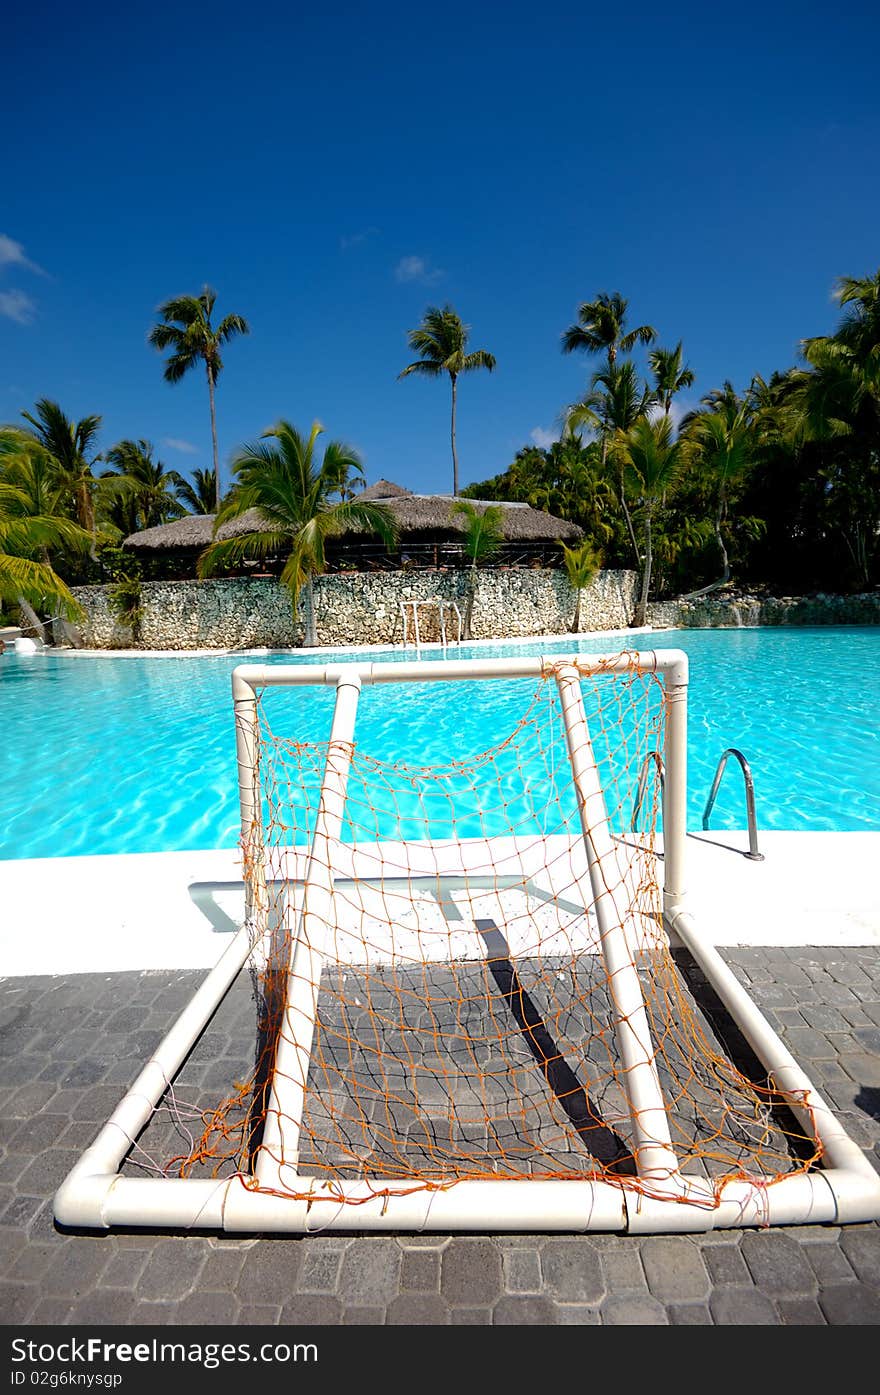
631,751 -> 665,832
702,748 -> 764,861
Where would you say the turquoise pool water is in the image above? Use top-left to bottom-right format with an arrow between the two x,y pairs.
2,627 -> 878,859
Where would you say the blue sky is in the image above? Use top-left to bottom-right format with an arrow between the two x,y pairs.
2,0 -> 879,499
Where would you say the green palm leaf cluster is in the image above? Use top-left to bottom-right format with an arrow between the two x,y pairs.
148,287 -> 250,511
399,306 -> 496,496
0,430 -> 91,624
197,421 -> 398,646
102,439 -> 186,535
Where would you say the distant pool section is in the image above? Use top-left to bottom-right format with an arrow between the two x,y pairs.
2,627 -> 879,859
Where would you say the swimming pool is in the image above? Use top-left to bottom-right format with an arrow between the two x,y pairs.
2,627 -> 878,859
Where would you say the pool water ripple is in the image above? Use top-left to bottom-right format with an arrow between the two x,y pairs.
2,626 -> 878,859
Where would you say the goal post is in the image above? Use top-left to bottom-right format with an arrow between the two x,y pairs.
54,650 -> 880,1234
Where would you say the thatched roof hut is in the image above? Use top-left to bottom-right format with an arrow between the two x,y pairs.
122,480 -> 582,576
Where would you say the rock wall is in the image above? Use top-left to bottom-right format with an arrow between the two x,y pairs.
69,569 -> 640,650
647,591 -> 880,629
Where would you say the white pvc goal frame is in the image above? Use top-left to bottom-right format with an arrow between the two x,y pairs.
54,650 -> 880,1233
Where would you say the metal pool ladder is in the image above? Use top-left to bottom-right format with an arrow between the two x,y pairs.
631,751 -> 665,833
631,748 -> 765,863
702,748 -> 764,861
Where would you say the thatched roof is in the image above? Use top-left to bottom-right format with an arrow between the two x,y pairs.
123,491 -> 582,550
358,478 -> 413,500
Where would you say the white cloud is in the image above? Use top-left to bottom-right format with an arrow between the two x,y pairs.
530,426 -> 559,450
0,235 -> 45,276
340,226 -> 380,251
647,398 -> 690,431
394,254 -> 443,285
161,436 -> 199,455
0,290 -> 36,325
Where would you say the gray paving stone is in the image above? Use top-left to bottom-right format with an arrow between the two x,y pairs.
839,1227 -> 880,1285
337,1238 -> 402,1305
236,1240 -> 304,1304
819,1284 -> 880,1324
172,1291 -> 242,1324
704,1243 -> 750,1286
780,1028 -> 836,1060
0,1195 -> 47,1228
344,1306 -> 386,1323
66,1290 -> 138,1324
493,1296 -> 557,1324
299,1244 -> 347,1293
0,1281 -> 39,1323
741,1231 -> 818,1296
98,1248 -> 152,1289
803,1241 -> 856,1286
196,1246 -> 248,1291
42,1240 -> 112,1296
400,1247 -> 440,1291
601,1294 -> 668,1324
237,1304 -> 282,1324
8,1242 -> 59,1282
441,1238 -> 502,1305
129,1301 -> 177,1324
451,1307 -> 492,1324
278,1294 -> 343,1324
640,1236 -> 711,1302
136,1240 -> 208,1301
709,1286 -> 779,1324
501,1246 -> 542,1293
387,1293 -> 450,1324
777,1297 -> 827,1324
668,1303 -> 713,1324
28,1297 -> 73,1325
555,1304 -> 601,1324
540,1239 -> 605,1302
840,1053 -> 880,1087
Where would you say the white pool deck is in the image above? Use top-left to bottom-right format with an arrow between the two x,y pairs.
1,828 -> 878,978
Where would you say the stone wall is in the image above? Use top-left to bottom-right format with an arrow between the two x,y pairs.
647,590 -> 880,629
69,568 -> 640,650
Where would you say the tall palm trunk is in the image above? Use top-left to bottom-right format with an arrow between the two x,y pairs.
207,363 -> 221,511
603,433 -> 640,567
16,596 -> 46,644
634,507 -> 653,627
463,562 -> 477,639
302,575 -> 317,647
450,373 -> 459,497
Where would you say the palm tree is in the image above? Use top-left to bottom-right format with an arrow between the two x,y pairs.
648,342 -> 695,416
568,360 -> 655,567
559,539 -> 600,632
102,439 -> 186,534
148,287 -> 250,511
176,467 -> 218,515
617,415 -> 683,626
562,291 -> 656,371
679,402 -> 757,595
20,398 -> 103,541
197,420 -> 398,646
398,305 -> 496,496
0,431 -> 91,633
450,498 -> 504,639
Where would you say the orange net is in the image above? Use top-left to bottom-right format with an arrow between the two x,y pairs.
161,655 -> 820,1204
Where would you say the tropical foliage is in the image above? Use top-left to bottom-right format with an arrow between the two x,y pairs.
3,266 -> 878,641
196,420 -> 398,645
559,539 -> 601,632
450,498 -> 504,638
399,305 -> 495,497
148,287 -> 250,510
